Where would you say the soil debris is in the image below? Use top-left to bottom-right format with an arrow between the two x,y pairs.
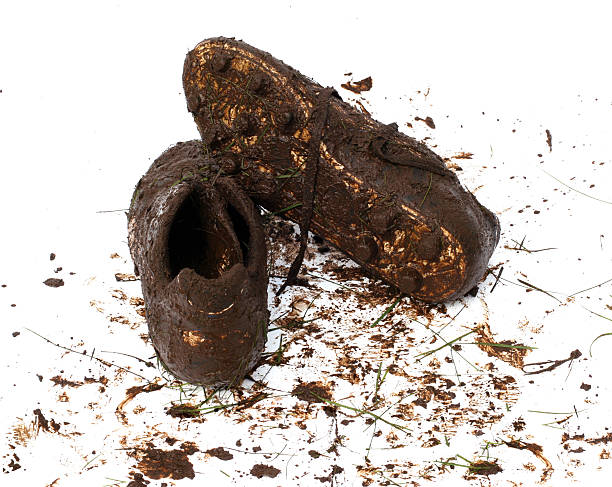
131,442 -> 198,480
127,472 -> 149,487
586,433 -> 612,445
33,408 -> 61,433
523,349 -> 581,375
166,403 -> 201,418
355,99 -> 370,116
115,273 -> 138,282
116,383 -> 164,424
206,447 -> 233,460
50,253 -> 56,261
43,278 -> 64,288
50,375 -> 83,388
341,76 -> 373,94
315,465 -> 344,482
505,440 -> 552,481
250,463 -> 281,479
452,152 -> 473,159
415,116 -> 436,129
476,321 -> 528,368
546,129 -> 552,151
469,460 -> 502,476
292,381 -> 332,403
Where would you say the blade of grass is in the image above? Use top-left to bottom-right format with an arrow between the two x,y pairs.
314,394 -> 410,433
466,342 -> 537,350
517,278 -> 563,304
416,329 -> 475,360
371,296 -> 402,327
590,332 -> 612,356
542,169 -> 612,205
570,277 -> 612,298
271,202 -> 302,215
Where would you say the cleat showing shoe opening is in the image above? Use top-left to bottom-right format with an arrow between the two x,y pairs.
168,189 -> 241,280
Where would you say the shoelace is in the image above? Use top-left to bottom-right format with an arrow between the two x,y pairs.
276,87 -> 334,296
275,87 -> 451,295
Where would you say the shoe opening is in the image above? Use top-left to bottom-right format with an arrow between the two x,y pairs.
168,189 -> 241,280
227,204 -> 250,265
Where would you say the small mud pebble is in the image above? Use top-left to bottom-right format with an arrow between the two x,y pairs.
206,447 -> 233,461
43,278 -> 64,288
415,116 -> 436,129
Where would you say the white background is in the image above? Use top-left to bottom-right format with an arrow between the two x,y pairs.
1,1 -> 612,486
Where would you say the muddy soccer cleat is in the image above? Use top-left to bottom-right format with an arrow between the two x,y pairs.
182,37 -> 500,303
128,142 -> 269,385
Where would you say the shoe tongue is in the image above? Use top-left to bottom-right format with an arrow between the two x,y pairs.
169,265 -> 247,315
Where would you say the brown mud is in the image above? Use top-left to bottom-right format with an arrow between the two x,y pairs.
33,409 -> 60,434
182,37 -> 500,303
341,76 -> 372,94
250,463 -> 281,478
415,116 -> 436,129
116,383 -> 164,425
206,447 -> 233,460
128,142 -> 269,385
43,278 -> 64,288
130,442 -> 198,480
292,381 -> 333,403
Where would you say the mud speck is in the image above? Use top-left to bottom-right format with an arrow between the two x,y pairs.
250,464 -> 280,479
292,381 -> 332,403
206,447 -> 233,461
341,76 -> 372,94
43,278 -> 64,288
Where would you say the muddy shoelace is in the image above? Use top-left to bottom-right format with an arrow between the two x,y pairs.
275,87 -> 452,295
276,87 -> 334,295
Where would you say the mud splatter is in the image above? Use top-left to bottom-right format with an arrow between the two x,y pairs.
415,116 -> 436,129
292,381 -> 332,403
250,464 -> 280,478
115,273 -> 138,282
451,152 -> 473,159
131,442 -> 198,480
469,460 -> 502,476
206,447 -> 233,460
50,375 -> 83,388
476,321 -> 529,368
341,76 -> 372,94
166,403 -> 201,418
116,383 -> 163,424
505,440 -> 552,482
33,408 -> 61,433
43,278 -> 64,288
